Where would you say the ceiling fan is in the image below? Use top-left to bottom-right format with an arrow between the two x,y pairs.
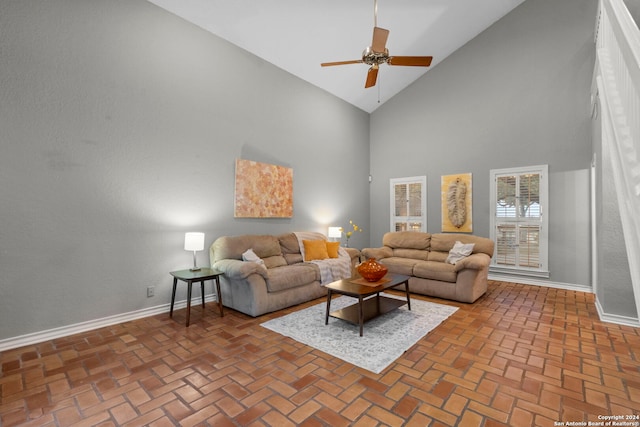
321,0 -> 433,88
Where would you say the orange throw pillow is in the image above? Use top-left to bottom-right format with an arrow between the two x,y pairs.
326,241 -> 340,258
303,240 -> 329,261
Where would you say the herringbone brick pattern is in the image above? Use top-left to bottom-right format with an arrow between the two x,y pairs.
1,280 -> 639,426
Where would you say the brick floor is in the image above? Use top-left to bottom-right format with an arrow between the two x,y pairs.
1,280 -> 639,426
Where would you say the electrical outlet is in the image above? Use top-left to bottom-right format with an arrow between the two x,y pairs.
147,286 -> 155,297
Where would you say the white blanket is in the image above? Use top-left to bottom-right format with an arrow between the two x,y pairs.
294,232 -> 352,285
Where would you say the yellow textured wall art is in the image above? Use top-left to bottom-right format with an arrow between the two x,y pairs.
234,159 -> 293,218
441,173 -> 472,232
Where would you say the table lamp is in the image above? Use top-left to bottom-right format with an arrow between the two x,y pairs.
328,227 -> 342,242
184,232 -> 205,271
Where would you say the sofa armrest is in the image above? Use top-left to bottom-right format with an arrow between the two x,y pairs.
343,247 -> 361,261
361,246 -> 393,260
213,259 -> 268,280
454,253 -> 491,272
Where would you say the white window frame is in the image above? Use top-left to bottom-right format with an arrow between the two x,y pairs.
390,176 -> 427,232
490,165 -> 549,278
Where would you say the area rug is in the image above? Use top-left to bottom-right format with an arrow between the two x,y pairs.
261,293 -> 458,374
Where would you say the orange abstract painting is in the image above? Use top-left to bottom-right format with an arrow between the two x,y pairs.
234,159 -> 293,218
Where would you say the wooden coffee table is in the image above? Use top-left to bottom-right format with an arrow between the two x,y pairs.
324,273 -> 411,336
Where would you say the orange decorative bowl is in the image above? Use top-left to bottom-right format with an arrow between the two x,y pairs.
357,258 -> 388,282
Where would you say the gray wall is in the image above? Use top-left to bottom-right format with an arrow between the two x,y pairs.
0,0 -> 370,340
624,0 -> 640,24
2,0 -> 630,342
369,0 -> 597,287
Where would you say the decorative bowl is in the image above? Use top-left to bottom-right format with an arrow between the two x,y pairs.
357,258 -> 388,282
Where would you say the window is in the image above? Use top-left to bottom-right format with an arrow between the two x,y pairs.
390,176 -> 426,232
490,165 -> 549,277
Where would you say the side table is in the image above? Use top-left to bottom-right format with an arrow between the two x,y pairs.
169,268 -> 224,326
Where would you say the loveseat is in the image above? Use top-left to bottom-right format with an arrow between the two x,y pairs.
209,232 -> 360,317
361,232 -> 494,303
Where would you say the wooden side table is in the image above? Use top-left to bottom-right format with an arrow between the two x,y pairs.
169,268 -> 224,326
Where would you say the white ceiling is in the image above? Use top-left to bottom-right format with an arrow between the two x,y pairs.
147,0 -> 525,113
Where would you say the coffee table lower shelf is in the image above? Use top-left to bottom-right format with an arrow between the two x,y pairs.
329,295 -> 407,326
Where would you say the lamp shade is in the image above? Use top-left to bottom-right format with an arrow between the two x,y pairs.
328,227 -> 342,239
184,232 -> 205,251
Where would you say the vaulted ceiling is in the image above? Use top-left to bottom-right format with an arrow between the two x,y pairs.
147,0 -> 526,113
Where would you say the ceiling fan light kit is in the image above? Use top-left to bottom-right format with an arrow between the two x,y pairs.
321,0 -> 433,89
362,45 -> 388,66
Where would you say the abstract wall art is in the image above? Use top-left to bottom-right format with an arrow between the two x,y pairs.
234,159 -> 293,218
441,173 -> 472,232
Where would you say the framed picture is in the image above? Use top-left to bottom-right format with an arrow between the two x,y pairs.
234,159 -> 293,218
441,173 -> 472,232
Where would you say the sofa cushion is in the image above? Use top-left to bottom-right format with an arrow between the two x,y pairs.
361,246 -> 393,260
283,253 -> 303,265
431,233 -> 494,257
278,233 -> 300,255
378,257 -> 419,276
383,231 -> 431,250
428,251 -> 449,263
392,248 -> 429,261
212,234 -> 283,262
266,264 -> 320,292
278,232 -> 305,264
246,235 -> 287,268
252,236 -> 283,258
413,261 -> 457,283
262,255 -> 288,269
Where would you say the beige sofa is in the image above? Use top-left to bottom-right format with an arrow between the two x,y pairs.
361,232 -> 494,303
209,232 -> 360,317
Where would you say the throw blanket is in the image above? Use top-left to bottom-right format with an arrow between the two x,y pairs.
310,248 -> 352,285
294,232 -> 352,285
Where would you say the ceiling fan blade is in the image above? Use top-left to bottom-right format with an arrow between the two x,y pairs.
371,27 -> 389,52
321,60 -> 363,67
387,56 -> 433,67
365,67 -> 379,88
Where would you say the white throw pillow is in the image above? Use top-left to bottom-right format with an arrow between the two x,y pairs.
242,248 -> 266,268
446,241 -> 475,265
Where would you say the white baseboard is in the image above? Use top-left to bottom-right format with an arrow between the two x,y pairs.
3,280 -> 637,352
595,298 -> 640,327
489,273 -> 640,327
0,294 -> 219,352
488,273 -> 593,293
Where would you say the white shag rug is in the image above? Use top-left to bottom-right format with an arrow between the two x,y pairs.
261,293 -> 458,374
